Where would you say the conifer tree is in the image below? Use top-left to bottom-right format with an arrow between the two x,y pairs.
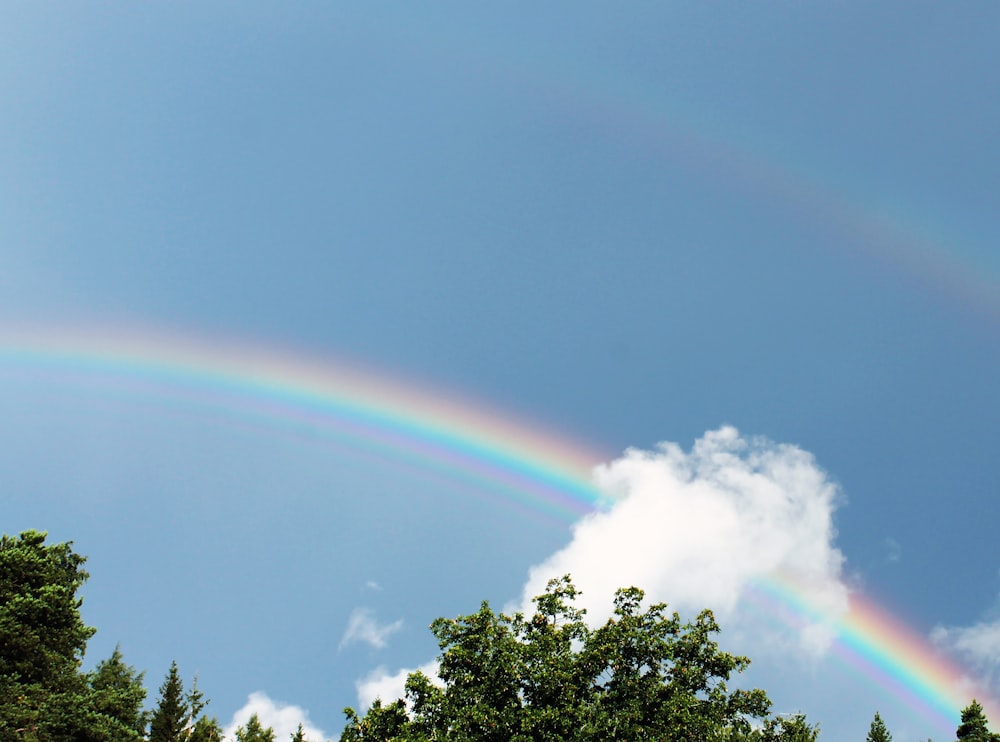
866,711 -> 891,742
188,715 -> 225,742
290,723 -> 308,742
234,713 -> 277,742
957,700 -> 1000,742
0,530 -> 96,740
86,646 -> 148,740
149,662 -> 189,742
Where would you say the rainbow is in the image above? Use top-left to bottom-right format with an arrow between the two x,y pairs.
760,575 -> 997,736
1,325 -> 995,735
0,325 -> 611,523
431,33 -> 1000,326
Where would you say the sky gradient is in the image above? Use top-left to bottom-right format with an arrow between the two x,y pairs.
2,4 -> 999,740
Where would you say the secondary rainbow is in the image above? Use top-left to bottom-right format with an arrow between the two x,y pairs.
1,325 -> 995,734
463,37 -> 1000,325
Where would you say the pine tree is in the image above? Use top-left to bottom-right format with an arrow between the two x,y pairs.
234,713 -> 277,742
957,700 -> 1000,742
0,530 -> 96,740
149,662 -> 189,742
188,715 -> 225,742
87,646 -> 148,740
866,711 -> 892,742
290,723 -> 308,742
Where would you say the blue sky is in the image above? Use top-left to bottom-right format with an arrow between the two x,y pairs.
2,4 -> 999,740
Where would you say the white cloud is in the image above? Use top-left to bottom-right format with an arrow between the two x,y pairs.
364,580 -> 383,592
224,692 -> 327,742
513,427 -> 849,657
339,607 -> 403,650
356,661 -> 441,711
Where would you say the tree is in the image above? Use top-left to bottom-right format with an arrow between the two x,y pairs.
290,723 -> 308,742
149,662 -> 189,742
866,711 -> 891,742
956,700 -> 1000,742
765,713 -> 820,741
188,715 -> 225,742
148,662 -> 219,742
341,575 -> 787,741
234,713 -> 277,742
85,646 -> 148,740
0,530 -> 96,740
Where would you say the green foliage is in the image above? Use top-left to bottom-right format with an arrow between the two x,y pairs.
716,713 -> 819,742
188,715 -> 226,742
763,714 -> 820,741
340,699 -> 409,742
149,662 -> 189,742
85,646 -> 149,740
0,530 -> 97,740
866,711 -> 891,742
956,700 -> 1000,742
9,529 -> 1000,742
148,661 -> 220,742
341,575 -> 783,741
234,713 -> 277,742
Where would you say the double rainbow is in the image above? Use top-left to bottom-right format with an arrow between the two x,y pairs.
0,325 -> 993,735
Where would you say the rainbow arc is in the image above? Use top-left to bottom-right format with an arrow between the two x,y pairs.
0,325 -> 995,734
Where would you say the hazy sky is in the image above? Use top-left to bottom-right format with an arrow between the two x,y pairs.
3,4 -> 1000,741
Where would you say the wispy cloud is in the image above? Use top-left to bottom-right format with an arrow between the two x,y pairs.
224,692 -> 326,742
933,618 -> 1000,681
340,607 -> 403,650
883,536 -> 902,564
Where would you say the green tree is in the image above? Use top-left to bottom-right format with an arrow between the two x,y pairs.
341,575 -> 785,741
188,715 -> 225,742
866,711 -> 891,742
765,713 -> 820,741
234,713 -> 277,742
149,662 -> 189,742
715,713 -> 819,742
290,723 -> 308,742
85,646 -> 148,740
340,699 -> 409,742
147,663 -> 218,742
957,700 -> 1000,742
0,530 -> 96,741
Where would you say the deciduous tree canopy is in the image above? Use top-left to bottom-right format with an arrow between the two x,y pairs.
340,575 -> 808,741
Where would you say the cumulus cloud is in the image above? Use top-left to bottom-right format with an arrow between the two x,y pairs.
224,692 -> 326,742
356,660 -> 441,710
340,607 -> 403,650
514,427 -> 849,656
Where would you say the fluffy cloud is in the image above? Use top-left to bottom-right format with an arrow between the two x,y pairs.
224,692 -> 326,741
339,607 -> 403,650
513,427 -> 849,656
